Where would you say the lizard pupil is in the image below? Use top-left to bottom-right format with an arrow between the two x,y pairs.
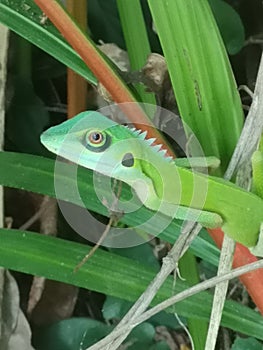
89,132 -> 103,144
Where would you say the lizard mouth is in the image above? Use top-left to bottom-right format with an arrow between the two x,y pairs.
40,137 -> 58,153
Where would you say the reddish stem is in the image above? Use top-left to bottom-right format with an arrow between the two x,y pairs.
209,228 -> 263,314
66,0 -> 88,118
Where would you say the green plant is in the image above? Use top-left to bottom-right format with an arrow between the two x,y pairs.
0,1 -> 262,349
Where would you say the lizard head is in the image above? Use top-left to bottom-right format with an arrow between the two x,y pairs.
41,111 -> 172,206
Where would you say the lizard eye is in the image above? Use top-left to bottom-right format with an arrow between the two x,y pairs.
85,129 -> 111,152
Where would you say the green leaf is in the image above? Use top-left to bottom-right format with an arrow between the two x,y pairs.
126,322 -> 155,349
88,0 -> 126,49
147,0 -> 244,172
6,77 -> 49,155
34,318 -> 112,350
179,250 -> 208,350
0,0 -> 97,85
231,337 -> 263,350
117,0 -> 152,70
0,229 -> 263,339
117,0 -> 156,107
34,316 -> 164,349
0,151 -> 220,266
110,244 -> 160,271
209,0 -> 245,55
102,295 -> 131,321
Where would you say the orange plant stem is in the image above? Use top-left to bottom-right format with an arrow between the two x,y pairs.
34,0 -> 263,314
67,0 -> 87,118
209,228 -> 263,314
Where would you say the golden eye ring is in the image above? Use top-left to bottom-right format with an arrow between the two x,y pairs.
85,129 -> 111,152
88,131 -> 104,144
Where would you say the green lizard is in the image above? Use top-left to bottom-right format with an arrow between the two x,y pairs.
40,111 -> 263,251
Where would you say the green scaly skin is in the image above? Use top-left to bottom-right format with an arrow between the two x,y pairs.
41,111 -> 263,249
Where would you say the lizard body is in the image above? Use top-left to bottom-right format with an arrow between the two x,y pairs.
41,111 -> 263,249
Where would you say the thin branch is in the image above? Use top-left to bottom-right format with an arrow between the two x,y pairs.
19,196 -> 50,231
0,24 -> 8,228
86,222 -> 201,350
74,217 -> 114,272
225,53 -> 263,181
205,52 -> 263,349
204,236 -> 235,350
74,180 -> 123,272
86,259 -> 263,348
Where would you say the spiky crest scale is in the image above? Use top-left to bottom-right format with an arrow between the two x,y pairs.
125,125 -> 173,163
